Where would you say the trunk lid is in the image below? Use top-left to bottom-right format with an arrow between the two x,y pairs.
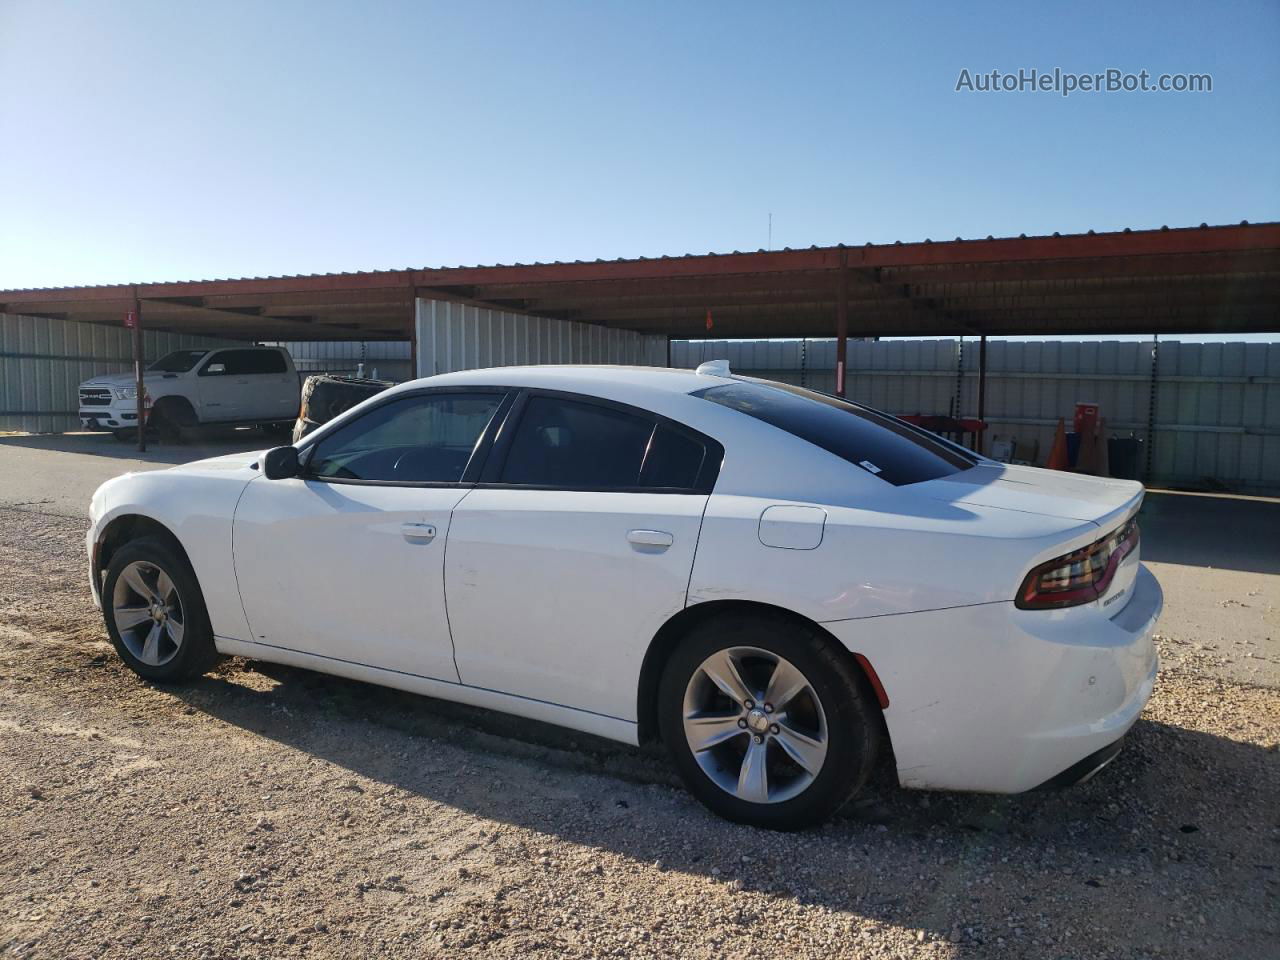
913,462 -> 1145,615
912,462 -> 1143,526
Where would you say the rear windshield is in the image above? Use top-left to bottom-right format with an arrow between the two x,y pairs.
148,350 -> 207,373
696,379 -> 976,486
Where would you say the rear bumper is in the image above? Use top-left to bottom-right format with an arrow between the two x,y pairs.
1034,737 -> 1125,790
824,561 -> 1161,794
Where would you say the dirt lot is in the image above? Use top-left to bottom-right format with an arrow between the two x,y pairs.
1,434 -> 1278,959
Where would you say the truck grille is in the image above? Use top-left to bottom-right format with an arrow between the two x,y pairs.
79,389 -> 112,407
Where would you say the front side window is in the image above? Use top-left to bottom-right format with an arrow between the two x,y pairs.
497,395 -> 716,491
307,392 -> 504,484
697,379 -> 975,485
148,350 -> 207,373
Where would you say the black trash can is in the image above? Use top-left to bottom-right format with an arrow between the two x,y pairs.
1108,436 -> 1143,480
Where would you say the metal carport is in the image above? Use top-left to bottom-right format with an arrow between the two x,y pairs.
2,220 -> 1277,447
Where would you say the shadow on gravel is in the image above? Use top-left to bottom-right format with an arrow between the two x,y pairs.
168,660 -> 1278,955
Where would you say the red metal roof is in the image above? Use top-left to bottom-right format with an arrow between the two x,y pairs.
2,221 -> 1277,340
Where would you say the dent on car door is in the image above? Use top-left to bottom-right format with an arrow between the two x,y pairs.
232,389 -> 510,681
444,392 -> 722,721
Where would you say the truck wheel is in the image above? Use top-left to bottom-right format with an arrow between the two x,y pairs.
111,429 -> 136,443
151,398 -> 197,444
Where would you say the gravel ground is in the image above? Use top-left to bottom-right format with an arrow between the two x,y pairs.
1,502 -> 1277,960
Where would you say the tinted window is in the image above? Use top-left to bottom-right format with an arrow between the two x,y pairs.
500,397 -> 656,488
640,424 -> 708,489
239,350 -> 288,374
697,380 -> 974,485
202,349 -> 287,376
307,392 -> 504,483
148,350 -> 207,373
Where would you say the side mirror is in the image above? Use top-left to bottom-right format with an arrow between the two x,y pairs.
205,362 -> 227,375
262,446 -> 300,480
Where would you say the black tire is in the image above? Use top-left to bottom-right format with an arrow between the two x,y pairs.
101,537 -> 219,683
291,416 -> 319,443
297,375 -> 390,436
657,613 -> 881,830
150,398 -> 197,444
111,429 -> 135,443
259,421 -> 293,438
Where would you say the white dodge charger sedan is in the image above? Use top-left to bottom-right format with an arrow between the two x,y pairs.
87,363 -> 1161,828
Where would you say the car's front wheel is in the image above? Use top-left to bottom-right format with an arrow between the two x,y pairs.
102,537 -> 219,683
658,614 -> 881,829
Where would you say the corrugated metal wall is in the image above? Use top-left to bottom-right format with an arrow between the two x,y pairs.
415,298 -> 667,376
671,338 -> 1280,494
0,313 -> 237,433
269,340 -> 413,382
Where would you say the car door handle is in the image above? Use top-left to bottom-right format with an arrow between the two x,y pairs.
401,522 -> 437,542
627,529 -> 673,549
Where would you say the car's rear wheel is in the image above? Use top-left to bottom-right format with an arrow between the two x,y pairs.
102,537 -> 219,683
658,614 -> 880,829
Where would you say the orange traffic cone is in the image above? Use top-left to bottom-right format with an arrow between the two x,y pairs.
1046,418 -> 1069,471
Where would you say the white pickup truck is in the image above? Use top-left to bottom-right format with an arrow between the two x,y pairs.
77,346 -> 300,441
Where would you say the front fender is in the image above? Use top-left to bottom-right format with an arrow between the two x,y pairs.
88,468 -> 257,642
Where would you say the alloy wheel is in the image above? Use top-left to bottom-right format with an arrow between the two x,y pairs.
112,560 -> 186,667
682,645 -> 828,804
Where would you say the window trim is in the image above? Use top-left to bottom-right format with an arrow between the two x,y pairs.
294,386 -> 516,489
476,388 -> 723,495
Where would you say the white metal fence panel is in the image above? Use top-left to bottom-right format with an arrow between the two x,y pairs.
414,299 -> 666,376
0,313 -> 236,433
671,338 -> 1280,494
271,340 -> 414,382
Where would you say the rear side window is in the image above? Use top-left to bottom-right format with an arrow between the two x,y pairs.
697,380 -> 974,485
497,395 -> 717,491
642,424 -> 708,489
239,350 -> 288,374
201,350 -> 287,376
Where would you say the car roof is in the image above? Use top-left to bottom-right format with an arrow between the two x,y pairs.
392,364 -> 735,397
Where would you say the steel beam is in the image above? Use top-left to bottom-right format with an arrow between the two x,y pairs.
132,294 -> 146,452
836,253 -> 849,397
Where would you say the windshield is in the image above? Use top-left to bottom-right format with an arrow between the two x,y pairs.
696,378 -> 977,486
148,350 -> 208,373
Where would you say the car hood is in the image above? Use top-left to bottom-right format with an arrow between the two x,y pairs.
81,372 -> 180,389
169,450 -> 268,474
910,462 -> 1143,527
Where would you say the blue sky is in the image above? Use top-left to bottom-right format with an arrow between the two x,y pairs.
1,0 -> 1277,339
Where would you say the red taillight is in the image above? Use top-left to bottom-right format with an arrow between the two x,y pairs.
1016,519 -> 1140,610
